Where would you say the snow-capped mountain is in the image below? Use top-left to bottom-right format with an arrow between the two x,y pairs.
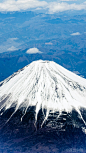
0,60 -> 86,131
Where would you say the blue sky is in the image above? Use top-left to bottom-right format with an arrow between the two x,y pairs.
0,0 -> 86,13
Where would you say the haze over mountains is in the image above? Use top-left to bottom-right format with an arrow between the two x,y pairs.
0,10 -> 86,81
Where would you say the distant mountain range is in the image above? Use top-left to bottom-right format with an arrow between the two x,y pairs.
0,11 -> 86,82
0,46 -> 86,82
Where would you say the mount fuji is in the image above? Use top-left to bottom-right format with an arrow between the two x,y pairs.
0,60 -> 86,152
0,60 -> 86,132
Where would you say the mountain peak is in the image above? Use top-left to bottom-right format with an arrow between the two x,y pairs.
0,60 -> 86,128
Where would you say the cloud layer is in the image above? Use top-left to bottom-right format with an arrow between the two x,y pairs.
0,0 -> 86,13
47,1 -> 86,13
0,0 -> 47,12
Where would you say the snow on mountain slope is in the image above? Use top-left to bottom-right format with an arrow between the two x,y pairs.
0,60 -> 86,128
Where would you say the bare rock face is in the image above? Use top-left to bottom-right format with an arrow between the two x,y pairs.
0,60 -> 86,152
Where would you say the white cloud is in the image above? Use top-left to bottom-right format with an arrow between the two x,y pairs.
0,0 -> 47,12
71,32 -> 81,36
45,42 -> 53,45
47,2 -> 86,13
61,0 -> 77,1
7,46 -> 18,51
0,0 -> 86,13
9,38 -> 18,41
26,48 -> 42,54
